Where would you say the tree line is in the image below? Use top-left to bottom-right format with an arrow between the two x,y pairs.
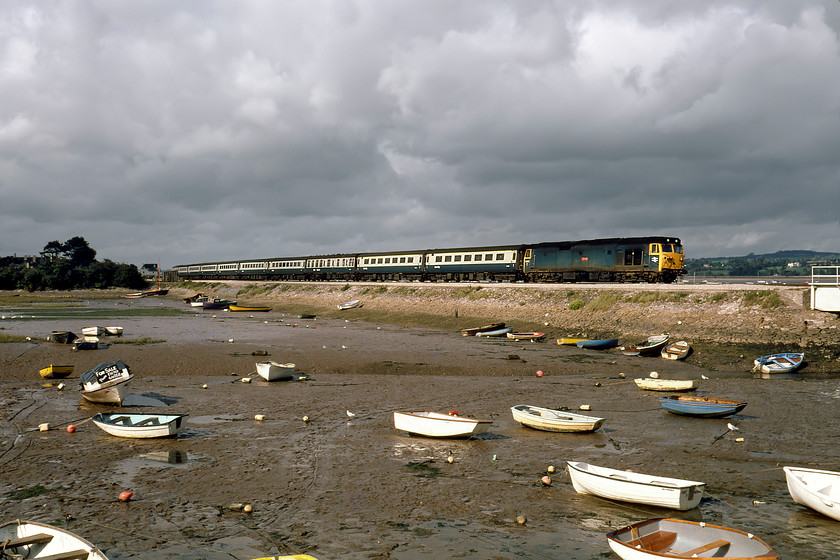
0,237 -> 147,291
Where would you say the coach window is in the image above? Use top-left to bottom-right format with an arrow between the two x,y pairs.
445,255 -> 452,262
464,255 -> 471,262
407,257 -> 413,263
435,256 -> 442,262
474,254 -> 482,261
400,257 -> 406,263
496,253 -> 504,260
454,255 -> 461,262
385,258 -> 390,264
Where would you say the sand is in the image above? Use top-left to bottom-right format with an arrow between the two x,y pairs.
1,294 -> 839,559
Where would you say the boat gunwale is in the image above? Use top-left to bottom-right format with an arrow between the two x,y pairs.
567,461 -> 705,491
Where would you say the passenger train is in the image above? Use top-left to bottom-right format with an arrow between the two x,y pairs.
175,236 -> 686,284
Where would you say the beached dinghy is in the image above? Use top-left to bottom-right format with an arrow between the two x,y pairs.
661,340 -> 691,360
78,360 -> 133,404
81,326 -> 105,337
393,411 -> 491,438
103,326 -> 123,336
461,323 -> 505,336
506,332 -> 546,341
753,352 -> 805,374
634,378 -> 696,392
622,333 -> 670,356
73,336 -> 99,351
92,413 -> 188,438
576,338 -> 619,350
47,331 -> 77,345
229,305 -> 271,312
784,466 -> 840,521
475,326 -> 513,337
511,405 -> 604,432
39,364 -> 74,379
0,519 -> 108,559
660,396 -> 747,418
557,338 -> 589,345
567,461 -> 705,510
606,517 -> 776,560
256,361 -> 296,381
337,300 -> 361,310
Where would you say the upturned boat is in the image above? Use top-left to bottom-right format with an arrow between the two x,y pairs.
256,361 -> 296,381
461,323 -> 505,336
634,378 -> 696,392
393,411 -> 491,438
79,360 -> 133,404
660,396 -> 746,418
567,461 -> 705,510
92,413 -> 188,438
0,519 -> 109,559
606,517 -> 776,560
510,405 -> 604,432
38,364 -> 74,379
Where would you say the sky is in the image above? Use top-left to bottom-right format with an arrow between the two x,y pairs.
1,1 -> 839,268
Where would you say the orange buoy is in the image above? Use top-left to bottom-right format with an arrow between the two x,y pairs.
118,491 -> 133,502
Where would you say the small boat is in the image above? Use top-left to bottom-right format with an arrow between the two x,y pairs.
784,466 -> 840,521
753,352 -> 805,374
79,360 -> 133,404
660,396 -> 747,418
73,336 -> 99,350
567,461 -> 705,510
337,300 -> 362,310
576,338 -> 619,350
39,364 -> 74,379
606,517 -> 775,560
510,405 -> 604,433
202,298 -> 237,309
92,412 -> 188,438
634,378 -> 696,392
623,333 -> 670,356
393,411 -> 491,438
47,330 -> 77,345
461,323 -> 505,336
250,555 -> 320,560
190,296 -> 210,307
557,338 -> 589,345
256,361 -> 296,381
506,332 -> 546,341
298,313 -> 316,319
103,326 -> 123,336
475,326 -> 514,337
183,293 -> 205,303
0,519 -> 109,559
81,326 -> 105,337
125,288 -> 169,298
661,340 -> 691,360
230,305 -> 271,312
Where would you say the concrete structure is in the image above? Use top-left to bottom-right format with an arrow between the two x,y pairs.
810,266 -> 840,312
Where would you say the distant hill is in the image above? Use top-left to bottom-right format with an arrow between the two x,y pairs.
688,250 -> 840,263
685,250 -> 840,277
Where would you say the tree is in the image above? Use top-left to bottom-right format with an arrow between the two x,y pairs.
41,240 -> 63,260
62,236 -> 97,266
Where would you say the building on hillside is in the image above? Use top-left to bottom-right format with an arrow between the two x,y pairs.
140,263 -> 159,279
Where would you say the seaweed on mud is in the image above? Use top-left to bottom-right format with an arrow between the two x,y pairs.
405,461 -> 442,478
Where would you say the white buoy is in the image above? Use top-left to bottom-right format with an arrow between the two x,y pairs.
579,404 -> 591,411
56,383 -> 65,390
241,377 -> 251,383
547,465 -> 556,474
202,384 -> 208,389
39,423 -> 49,431
254,414 -> 266,421
649,371 -> 659,378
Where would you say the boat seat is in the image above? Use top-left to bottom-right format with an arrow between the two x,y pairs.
678,539 -> 730,556
3,532 -> 53,548
110,415 -> 131,424
133,417 -> 160,426
627,530 -> 677,552
37,550 -> 92,560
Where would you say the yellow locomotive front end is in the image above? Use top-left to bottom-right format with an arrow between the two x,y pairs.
649,240 -> 686,283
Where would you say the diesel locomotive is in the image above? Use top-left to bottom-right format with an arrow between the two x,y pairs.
175,236 -> 685,284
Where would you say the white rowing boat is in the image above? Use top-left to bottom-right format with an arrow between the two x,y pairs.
634,378 -> 696,392
0,519 -> 108,559
567,461 -> 705,510
393,411 -> 491,438
92,413 -> 188,438
256,361 -> 296,381
78,360 -> 133,404
784,465 -> 840,521
510,405 -> 604,433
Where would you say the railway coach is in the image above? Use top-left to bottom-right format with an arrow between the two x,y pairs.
175,235 -> 685,284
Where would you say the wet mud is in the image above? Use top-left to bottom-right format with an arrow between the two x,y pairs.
1,297 -> 839,559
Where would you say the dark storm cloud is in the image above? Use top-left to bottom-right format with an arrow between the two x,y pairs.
0,0 -> 837,267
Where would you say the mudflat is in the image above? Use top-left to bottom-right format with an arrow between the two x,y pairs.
1,294 -> 839,559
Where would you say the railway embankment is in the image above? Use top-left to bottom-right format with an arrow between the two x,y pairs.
174,280 -> 839,352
